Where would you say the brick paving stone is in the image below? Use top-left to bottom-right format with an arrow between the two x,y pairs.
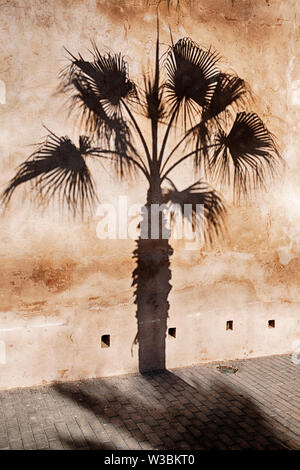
66,421 -> 88,448
124,436 -> 142,450
34,435 -> 49,449
9,439 -> 24,450
0,354 -> 299,450
48,439 -> 64,450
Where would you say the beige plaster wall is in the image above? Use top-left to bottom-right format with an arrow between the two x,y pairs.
0,0 -> 300,389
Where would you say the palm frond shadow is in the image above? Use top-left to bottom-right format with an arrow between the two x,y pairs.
1,23 -> 283,374
2,131 -> 99,216
53,370 -> 293,450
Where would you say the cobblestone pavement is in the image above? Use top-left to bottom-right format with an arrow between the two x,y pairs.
0,354 -> 299,450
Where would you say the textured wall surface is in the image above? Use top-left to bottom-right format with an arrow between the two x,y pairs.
0,0 -> 300,389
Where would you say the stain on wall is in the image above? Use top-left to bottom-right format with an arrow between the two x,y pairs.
0,0 -> 299,388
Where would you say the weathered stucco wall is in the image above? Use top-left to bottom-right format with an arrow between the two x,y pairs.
0,0 -> 300,389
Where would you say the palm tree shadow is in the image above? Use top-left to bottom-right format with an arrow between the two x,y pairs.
53,370 -> 295,450
132,236 -> 173,373
0,19 -> 282,380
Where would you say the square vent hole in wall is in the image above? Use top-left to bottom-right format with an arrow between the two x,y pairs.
226,320 -> 233,331
101,334 -> 110,348
268,320 -> 275,329
168,327 -> 176,338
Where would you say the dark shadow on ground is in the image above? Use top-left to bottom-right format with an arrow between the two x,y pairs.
53,370 -> 296,450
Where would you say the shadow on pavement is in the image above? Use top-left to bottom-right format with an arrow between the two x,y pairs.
53,369 -> 295,450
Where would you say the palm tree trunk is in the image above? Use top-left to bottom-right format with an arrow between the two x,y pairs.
132,181 -> 173,372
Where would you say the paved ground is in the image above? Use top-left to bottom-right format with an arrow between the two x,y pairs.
0,354 -> 299,450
